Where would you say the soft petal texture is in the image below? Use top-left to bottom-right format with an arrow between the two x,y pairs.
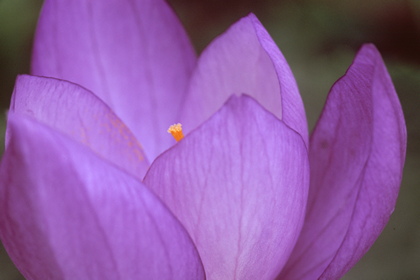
0,113 -> 205,280
145,95 -> 309,280
10,75 -> 149,180
180,14 -> 308,146
279,44 -> 406,280
32,0 -> 197,161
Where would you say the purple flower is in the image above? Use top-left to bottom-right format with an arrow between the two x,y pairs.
0,0 -> 406,279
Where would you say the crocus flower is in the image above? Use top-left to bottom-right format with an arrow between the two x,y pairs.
0,0 -> 406,279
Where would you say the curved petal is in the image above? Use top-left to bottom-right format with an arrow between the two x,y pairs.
145,95 -> 309,280
0,113 -> 205,280
180,14 -> 308,146
32,0 -> 197,161
10,75 -> 149,180
279,44 -> 406,279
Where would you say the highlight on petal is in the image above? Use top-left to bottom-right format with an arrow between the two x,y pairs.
0,113 -> 205,280
180,14 -> 308,146
145,95 -> 309,280
279,44 -> 406,280
10,75 -> 149,180
32,0 -> 197,161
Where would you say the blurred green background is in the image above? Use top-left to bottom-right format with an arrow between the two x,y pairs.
0,0 -> 419,279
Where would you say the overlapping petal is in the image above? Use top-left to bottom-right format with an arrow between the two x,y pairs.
180,14 -> 308,146
32,0 -> 197,161
279,44 -> 406,280
10,75 -> 149,179
0,113 -> 205,279
145,95 -> 309,280
2,0 -> 407,276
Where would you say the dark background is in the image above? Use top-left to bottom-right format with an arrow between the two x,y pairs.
0,0 -> 419,279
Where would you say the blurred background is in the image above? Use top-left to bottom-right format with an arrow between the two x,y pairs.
0,0 -> 419,279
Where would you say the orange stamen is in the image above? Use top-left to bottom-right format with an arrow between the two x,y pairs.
167,123 -> 184,142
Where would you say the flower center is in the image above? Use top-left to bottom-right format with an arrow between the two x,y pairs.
167,123 -> 184,142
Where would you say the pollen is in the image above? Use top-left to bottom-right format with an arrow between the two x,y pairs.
167,123 -> 184,142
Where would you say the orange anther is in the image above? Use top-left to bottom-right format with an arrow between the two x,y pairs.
167,123 -> 184,142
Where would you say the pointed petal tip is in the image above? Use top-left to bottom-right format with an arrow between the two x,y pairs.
244,12 -> 259,23
360,43 -> 380,53
353,43 -> 386,67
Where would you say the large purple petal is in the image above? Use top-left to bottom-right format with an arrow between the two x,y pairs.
145,95 -> 309,280
10,75 -> 149,180
180,14 -> 308,146
0,113 -> 205,279
32,0 -> 197,161
279,44 -> 406,279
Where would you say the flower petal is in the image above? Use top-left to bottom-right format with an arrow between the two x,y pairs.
145,95 -> 309,280
0,113 -> 205,280
32,0 -> 197,161
180,14 -> 308,146
10,75 -> 149,180
279,44 -> 406,279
